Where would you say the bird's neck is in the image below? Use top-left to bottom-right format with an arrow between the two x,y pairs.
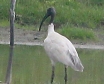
48,23 -> 55,34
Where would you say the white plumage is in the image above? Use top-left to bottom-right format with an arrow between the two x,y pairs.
39,7 -> 84,84
44,23 -> 84,72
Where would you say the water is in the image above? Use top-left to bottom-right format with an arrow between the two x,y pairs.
0,45 -> 104,84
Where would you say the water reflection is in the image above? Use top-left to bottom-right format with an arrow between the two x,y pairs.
0,45 -> 104,84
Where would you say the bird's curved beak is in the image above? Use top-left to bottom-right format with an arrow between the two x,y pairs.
39,7 -> 56,31
39,12 -> 50,31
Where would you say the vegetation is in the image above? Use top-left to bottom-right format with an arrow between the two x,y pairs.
0,45 -> 104,84
1,0 -> 104,27
58,25 -> 96,40
0,0 -> 104,40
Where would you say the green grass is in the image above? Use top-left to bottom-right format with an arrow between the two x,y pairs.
1,0 -> 104,41
0,0 -> 104,28
0,20 -> 9,27
0,44 -> 104,84
58,25 -> 96,40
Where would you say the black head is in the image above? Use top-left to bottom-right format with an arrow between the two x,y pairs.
39,7 -> 56,31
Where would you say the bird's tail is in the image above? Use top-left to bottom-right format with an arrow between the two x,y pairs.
69,53 -> 84,72
72,57 -> 84,72
75,61 -> 84,72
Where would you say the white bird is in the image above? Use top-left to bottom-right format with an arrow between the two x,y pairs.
39,7 -> 84,84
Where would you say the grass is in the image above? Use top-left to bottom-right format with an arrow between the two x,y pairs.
58,25 -> 96,40
1,0 -> 104,41
0,44 -> 104,84
0,0 -> 104,28
0,20 -> 9,27
0,20 -> 97,41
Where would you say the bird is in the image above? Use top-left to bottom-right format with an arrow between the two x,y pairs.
39,7 -> 84,84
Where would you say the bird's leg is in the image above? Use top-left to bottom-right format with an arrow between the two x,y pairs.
51,66 -> 55,84
64,66 -> 67,84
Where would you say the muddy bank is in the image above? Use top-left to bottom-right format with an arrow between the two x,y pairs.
0,27 -> 104,49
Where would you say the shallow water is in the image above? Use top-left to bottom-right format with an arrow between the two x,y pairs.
0,45 -> 104,84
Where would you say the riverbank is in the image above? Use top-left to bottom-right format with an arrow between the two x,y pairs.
0,27 -> 104,49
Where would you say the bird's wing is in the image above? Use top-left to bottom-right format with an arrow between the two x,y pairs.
63,36 -> 84,72
45,32 -> 84,71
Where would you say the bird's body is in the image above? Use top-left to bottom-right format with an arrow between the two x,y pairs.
39,7 -> 84,84
44,23 -> 84,72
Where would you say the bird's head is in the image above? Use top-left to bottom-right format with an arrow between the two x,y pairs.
39,7 -> 56,31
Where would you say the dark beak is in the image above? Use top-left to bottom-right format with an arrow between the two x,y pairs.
39,13 -> 50,31
39,7 -> 56,31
